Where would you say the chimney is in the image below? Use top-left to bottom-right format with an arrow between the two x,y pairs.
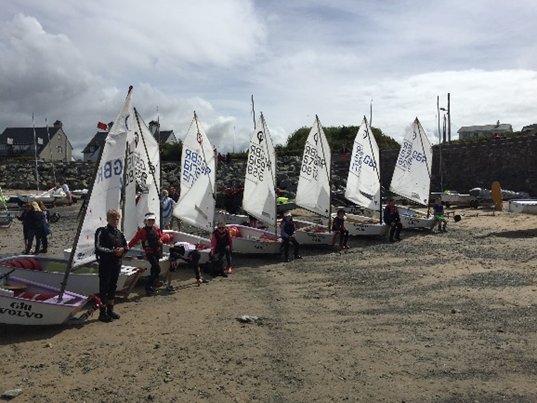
496,120 -> 500,127
53,120 -> 63,128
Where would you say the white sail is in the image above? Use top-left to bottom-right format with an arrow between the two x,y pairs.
242,113 -> 277,224
133,108 -> 161,230
389,118 -> 433,206
295,115 -> 331,217
72,88 -> 134,266
173,112 -> 216,232
345,116 -> 381,210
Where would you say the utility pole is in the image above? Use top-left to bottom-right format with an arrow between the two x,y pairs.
447,92 -> 451,143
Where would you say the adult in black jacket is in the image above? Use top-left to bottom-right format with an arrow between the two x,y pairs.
384,198 -> 402,242
95,209 -> 128,322
25,201 -> 46,254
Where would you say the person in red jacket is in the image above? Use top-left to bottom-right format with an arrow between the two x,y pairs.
210,222 -> 233,275
128,212 -> 167,295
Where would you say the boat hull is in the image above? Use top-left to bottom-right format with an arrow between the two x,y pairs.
227,224 -> 282,254
0,256 -> 142,296
397,206 -> 436,229
332,213 -> 388,236
0,276 -> 88,325
508,199 -> 537,214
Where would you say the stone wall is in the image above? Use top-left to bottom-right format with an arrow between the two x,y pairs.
1,134 -> 536,196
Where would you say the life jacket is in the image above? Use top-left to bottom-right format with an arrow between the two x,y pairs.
143,226 -> 161,252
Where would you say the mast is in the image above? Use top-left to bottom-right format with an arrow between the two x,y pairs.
45,118 -> 57,185
32,113 -> 40,193
157,106 -> 162,226
316,115 -> 332,230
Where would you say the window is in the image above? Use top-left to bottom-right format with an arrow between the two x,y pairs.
57,146 -> 62,154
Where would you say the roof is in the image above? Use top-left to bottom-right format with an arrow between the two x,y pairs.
458,124 -> 512,133
158,130 -> 176,144
82,132 -> 108,153
0,126 -> 61,146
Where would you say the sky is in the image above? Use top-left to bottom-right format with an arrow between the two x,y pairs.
1,0 -> 536,158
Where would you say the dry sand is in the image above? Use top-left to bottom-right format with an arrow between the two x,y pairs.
1,202 -> 537,403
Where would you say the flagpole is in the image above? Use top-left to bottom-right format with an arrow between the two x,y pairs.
32,113 -> 40,193
45,118 -> 57,185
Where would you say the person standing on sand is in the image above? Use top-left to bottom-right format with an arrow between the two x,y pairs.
280,211 -> 302,262
37,201 -> 51,253
128,212 -> 167,295
95,209 -> 128,323
25,201 -> 46,255
384,198 -> 402,242
61,180 -> 72,204
161,189 -> 176,230
16,202 -> 31,253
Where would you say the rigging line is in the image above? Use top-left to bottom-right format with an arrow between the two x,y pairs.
415,118 -> 432,180
363,116 -> 381,184
260,113 -> 279,236
193,112 -> 216,204
134,108 -> 160,197
45,118 -> 57,184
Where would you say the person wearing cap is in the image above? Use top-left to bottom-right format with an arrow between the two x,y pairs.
161,190 -> 176,230
280,211 -> 302,262
128,212 -> 167,295
95,209 -> 129,322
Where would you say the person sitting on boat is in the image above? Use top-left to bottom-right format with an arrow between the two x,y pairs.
25,201 -> 46,255
280,211 -> 302,262
128,212 -> 167,296
168,241 -> 208,289
432,198 -> 447,232
161,189 -> 176,230
95,209 -> 129,323
384,198 -> 402,242
248,215 -> 258,228
332,209 -> 350,249
210,222 -> 233,275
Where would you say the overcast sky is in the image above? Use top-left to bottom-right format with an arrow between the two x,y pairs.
1,0 -> 536,158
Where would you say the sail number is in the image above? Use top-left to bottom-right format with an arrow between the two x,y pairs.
350,144 -> 376,173
182,149 -> 211,186
396,140 -> 427,172
301,142 -> 326,179
247,143 -> 270,182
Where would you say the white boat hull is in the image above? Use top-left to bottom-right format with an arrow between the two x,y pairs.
0,276 -> 88,325
0,256 -> 142,296
280,220 -> 334,245
397,206 -> 436,229
332,213 -> 388,236
508,199 -> 537,214
227,224 -> 282,254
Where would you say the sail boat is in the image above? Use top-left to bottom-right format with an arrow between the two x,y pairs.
0,87 -> 142,325
290,115 -> 336,245
339,116 -> 388,236
166,112 -> 215,263
227,113 -> 282,254
389,118 -> 436,229
1,87 -> 143,299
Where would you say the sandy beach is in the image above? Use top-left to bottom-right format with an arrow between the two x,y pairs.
1,202 -> 537,402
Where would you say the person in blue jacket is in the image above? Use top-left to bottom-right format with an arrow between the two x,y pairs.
280,211 -> 302,262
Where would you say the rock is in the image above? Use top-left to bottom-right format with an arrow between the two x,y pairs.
2,389 -> 23,398
237,315 -> 259,323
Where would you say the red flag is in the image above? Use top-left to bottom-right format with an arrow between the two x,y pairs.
97,122 -> 107,131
